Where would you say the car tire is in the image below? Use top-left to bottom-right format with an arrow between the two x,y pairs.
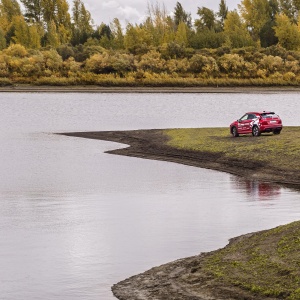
232,127 -> 239,137
273,130 -> 281,135
252,125 -> 261,137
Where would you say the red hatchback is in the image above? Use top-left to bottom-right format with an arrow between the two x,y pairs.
230,111 -> 282,137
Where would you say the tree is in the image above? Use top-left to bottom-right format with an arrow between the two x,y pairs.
12,16 -> 30,47
45,19 -> 60,47
0,0 -> 22,44
223,10 -> 254,48
124,23 -> 152,54
293,0 -> 300,11
269,0 -> 280,19
239,0 -> 272,41
20,0 -> 43,23
279,0 -> 295,20
175,21 -> 188,46
173,2 -> 192,29
218,0 -> 228,27
260,20 -> 278,47
0,27 -> 6,49
274,13 -> 300,49
71,0 -> 93,45
28,24 -> 41,48
195,7 -> 216,31
110,18 -> 124,49
0,0 -> 21,23
41,0 -> 71,45
145,2 -> 169,46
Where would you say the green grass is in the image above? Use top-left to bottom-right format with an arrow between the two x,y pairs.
200,221 -> 300,299
164,127 -> 300,172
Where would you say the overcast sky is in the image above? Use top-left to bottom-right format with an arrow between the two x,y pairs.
74,0 -> 241,27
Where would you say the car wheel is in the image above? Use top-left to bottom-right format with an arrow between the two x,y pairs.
273,130 -> 281,135
232,127 -> 239,137
252,125 -> 261,137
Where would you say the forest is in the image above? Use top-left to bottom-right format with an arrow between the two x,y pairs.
1,0 -> 300,86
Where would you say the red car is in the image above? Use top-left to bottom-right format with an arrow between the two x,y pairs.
230,111 -> 282,137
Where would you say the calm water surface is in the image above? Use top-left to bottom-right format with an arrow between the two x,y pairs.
0,93 -> 299,299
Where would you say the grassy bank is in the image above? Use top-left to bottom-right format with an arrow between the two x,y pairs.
3,76 -> 300,88
200,221 -> 300,299
164,127 -> 300,184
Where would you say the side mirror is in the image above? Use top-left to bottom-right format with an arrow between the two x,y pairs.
237,119 -> 240,122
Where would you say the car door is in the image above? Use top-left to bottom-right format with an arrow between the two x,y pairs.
237,114 -> 249,133
244,114 -> 256,132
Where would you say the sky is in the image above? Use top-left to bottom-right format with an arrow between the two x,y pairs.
73,0 -> 241,27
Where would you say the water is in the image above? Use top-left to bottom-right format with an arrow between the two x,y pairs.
0,92 -> 299,299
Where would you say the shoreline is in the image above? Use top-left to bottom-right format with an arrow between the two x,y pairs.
2,84 -> 300,93
60,129 -> 300,300
61,129 -> 300,190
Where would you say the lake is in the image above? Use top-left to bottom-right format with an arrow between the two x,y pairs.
0,92 -> 299,299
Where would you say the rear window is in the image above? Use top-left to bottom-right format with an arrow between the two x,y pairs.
261,113 -> 279,119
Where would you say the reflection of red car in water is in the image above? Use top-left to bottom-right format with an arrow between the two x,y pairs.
257,183 -> 281,199
230,111 -> 282,137
233,179 -> 281,200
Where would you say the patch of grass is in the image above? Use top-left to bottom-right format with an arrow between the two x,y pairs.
164,127 -> 300,172
199,221 -> 300,298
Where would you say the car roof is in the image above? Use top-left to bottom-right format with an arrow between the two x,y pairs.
246,111 -> 275,115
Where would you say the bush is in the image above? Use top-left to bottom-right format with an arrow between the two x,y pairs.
259,55 -> 283,75
283,72 -> 296,81
218,54 -> 245,76
136,50 -> 166,73
42,49 -> 63,71
4,44 -> 28,58
85,53 -> 114,74
189,54 -> 218,76
0,77 -> 13,86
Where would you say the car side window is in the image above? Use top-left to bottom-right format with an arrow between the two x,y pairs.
248,114 -> 256,119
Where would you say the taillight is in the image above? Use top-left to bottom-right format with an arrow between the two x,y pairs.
278,120 -> 282,124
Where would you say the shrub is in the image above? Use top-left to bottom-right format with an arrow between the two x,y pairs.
42,49 -> 63,71
218,54 -> 245,76
136,50 -> 166,73
166,58 -> 189,73
85,53 -> 114,74
283,72 -> 296,81
0,77 -> 12,86
4,44 -> 28,58
189,54 -> 219,76
259,55 -> 283,75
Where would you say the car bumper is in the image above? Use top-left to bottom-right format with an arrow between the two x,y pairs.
260,125 -> 282,132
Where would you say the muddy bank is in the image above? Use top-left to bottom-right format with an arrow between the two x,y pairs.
61,129 -> 300,189
111,233 -> 270,300
3,85 -> 300,93
111,221 -> 300,300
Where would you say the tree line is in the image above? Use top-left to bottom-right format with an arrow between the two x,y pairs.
1,0 -> 300,86
1,0 -> 300,52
